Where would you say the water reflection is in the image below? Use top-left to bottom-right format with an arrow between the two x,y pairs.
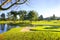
0,24 -> 19,34
4,24 -> 7,32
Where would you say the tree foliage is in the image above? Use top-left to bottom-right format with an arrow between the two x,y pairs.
0,0 -> 28,10
18,10 -> 27,20
39,15 -> 43,20
10,11 -> 18,21
51,14 -> 56,20
1,13 -> 5,20
27,10 -> 38,21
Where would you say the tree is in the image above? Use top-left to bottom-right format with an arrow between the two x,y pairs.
0,0 -> 28,10
1,13 -> 5,20
10,11 -> 18,21
27,10 -> 38,21
39,15 -> 43,20
50,14 -> 56,20
18,10 -> 27,20
7,12 -> 12,21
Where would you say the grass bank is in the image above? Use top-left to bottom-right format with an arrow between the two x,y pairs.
0,27 -> 60,40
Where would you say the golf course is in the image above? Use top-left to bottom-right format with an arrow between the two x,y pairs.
0,20 -> 60,40
0,0 -> 60,40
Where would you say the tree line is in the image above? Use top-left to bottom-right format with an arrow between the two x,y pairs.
0,10 -> 60,21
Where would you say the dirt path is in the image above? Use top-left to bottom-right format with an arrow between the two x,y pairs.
21,27 -> 32,32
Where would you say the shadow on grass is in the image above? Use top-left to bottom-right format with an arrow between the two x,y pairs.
44,26 -> 60,29
30,29 -> 60,32
8,22 -> 33,27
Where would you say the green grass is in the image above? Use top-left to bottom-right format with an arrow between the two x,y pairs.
30,26 -> 60,32
0,20 -> 60,40
31,20 -> 60,26
1,28 -> 60,40
3,27 -> 24,34
0,21 -> 30,24
0,20 -> 60,25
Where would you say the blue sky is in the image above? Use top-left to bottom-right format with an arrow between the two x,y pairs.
1,0 -> 60,18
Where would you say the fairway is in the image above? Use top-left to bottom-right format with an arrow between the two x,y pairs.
30,20 -> 60,32
0,20 -> 60,40
31,20 -> 60,26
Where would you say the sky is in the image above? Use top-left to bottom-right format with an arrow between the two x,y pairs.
0,0 -> 60,18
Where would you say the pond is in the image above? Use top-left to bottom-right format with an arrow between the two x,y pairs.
0,24 -> 20,34
0,23 -> 60,33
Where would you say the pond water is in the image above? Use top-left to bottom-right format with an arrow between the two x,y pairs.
0,23 -> 59,33
0,24 -> 19,34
